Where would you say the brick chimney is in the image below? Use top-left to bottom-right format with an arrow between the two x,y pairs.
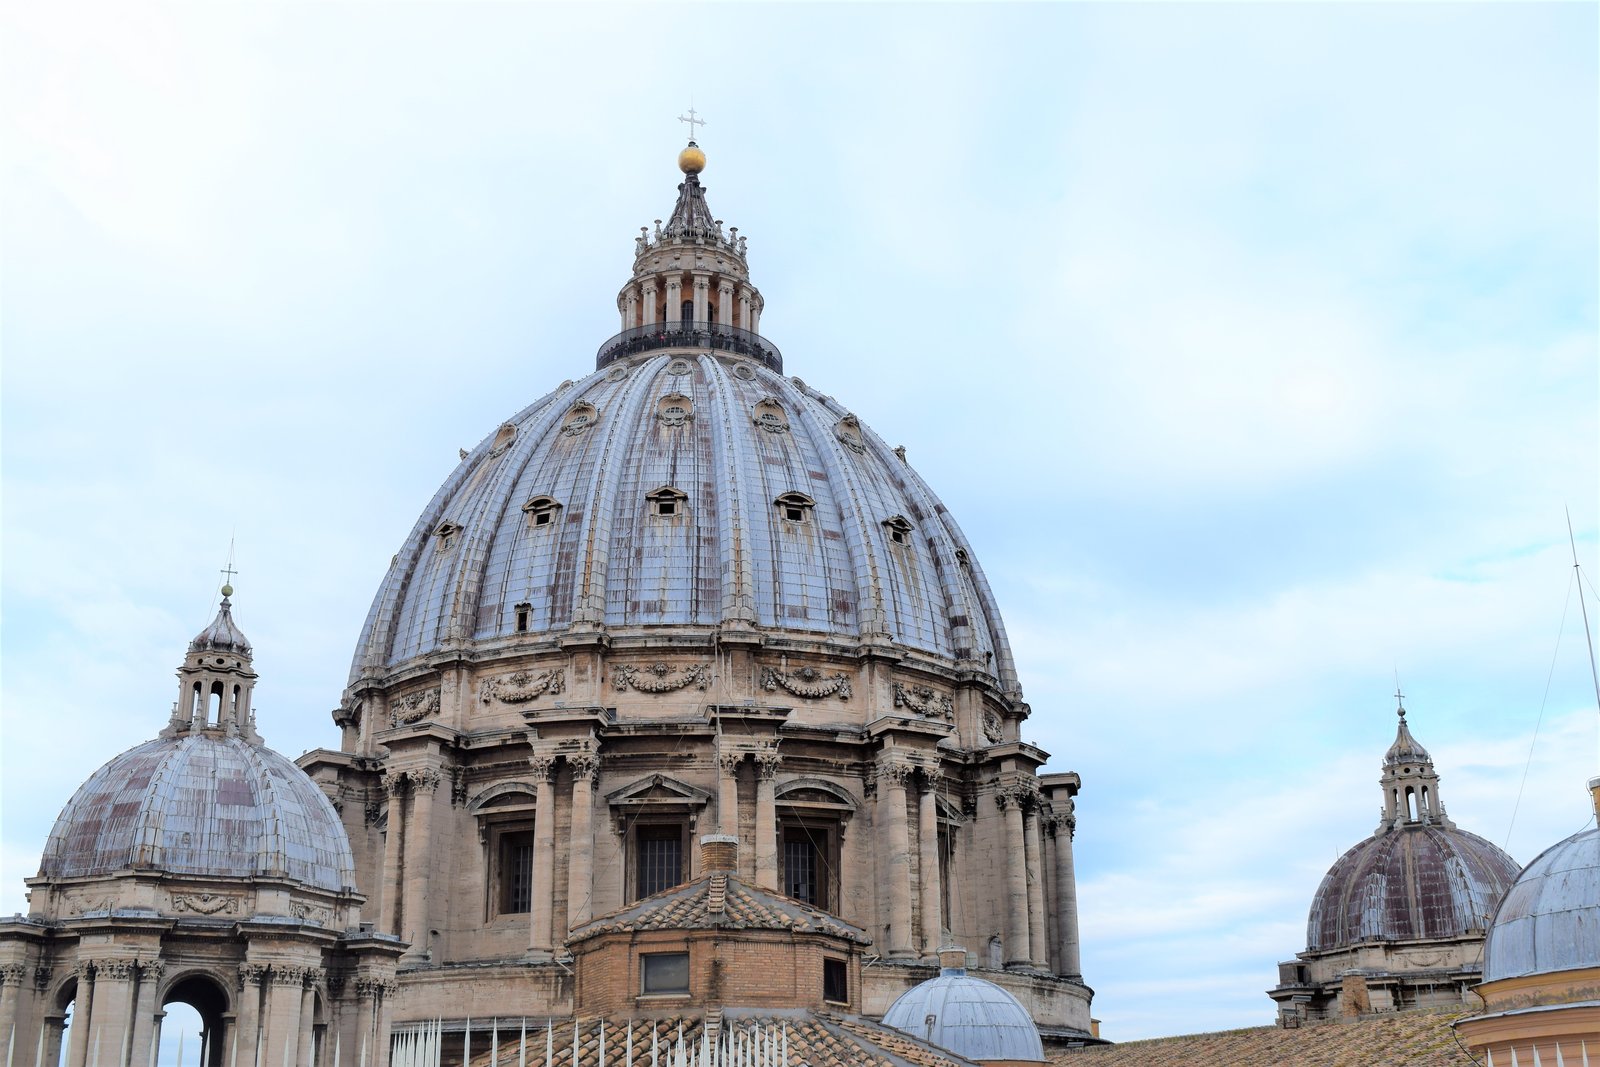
700,833 -> 738,873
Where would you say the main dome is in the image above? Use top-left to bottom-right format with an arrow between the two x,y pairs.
350,346 -> 1017,685
41,733 -> 355,892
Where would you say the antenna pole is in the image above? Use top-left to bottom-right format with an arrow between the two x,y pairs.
1567,507 -> 1600,768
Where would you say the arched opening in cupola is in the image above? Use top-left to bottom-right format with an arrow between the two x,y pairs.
160,971 -> 232,1067
209,682 -> 225,726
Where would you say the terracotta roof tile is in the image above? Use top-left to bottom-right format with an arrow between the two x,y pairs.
568,875 -> 871,944
457,1012 -> 978,1067
1056,1009 -> 1476,1067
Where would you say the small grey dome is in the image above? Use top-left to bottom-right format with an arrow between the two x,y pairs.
882,967 -> 1044,1063
189,596 -> 252,655
41,733 -> 354,892
1307,824 -> 1519,952
1485,826 -> 1600,982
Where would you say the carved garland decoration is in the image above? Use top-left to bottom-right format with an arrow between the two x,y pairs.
893,682 -> 953,721
761,666 -> 852,701
480,669 -> 565,705
982,708 -> 1003,745
389,688 -> 441,727
172,893 -> 240,916
612,662 -> 711,693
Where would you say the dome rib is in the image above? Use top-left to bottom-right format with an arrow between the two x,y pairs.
348,350 -> 1020,684
784,383 -> 891,640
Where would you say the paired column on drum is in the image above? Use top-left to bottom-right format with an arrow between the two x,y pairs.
995,783 -> 1034,969
1049,798 -> 1083,978
917,769 -> 944,957
566,746 -> 600,931
754,747 -> 783,891
528,750 -> 558,959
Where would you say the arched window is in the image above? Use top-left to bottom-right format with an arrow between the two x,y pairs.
883,515 -> 914,546
522,496 -> 562,528
775,491 -> 815,524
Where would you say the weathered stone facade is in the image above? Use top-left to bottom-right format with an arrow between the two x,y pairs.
298,142 -> 1093,1047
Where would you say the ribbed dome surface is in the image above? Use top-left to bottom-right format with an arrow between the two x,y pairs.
1485,826 -> 1600,981
42,734 -> 354,892
1307,825 -> 1520,952
882,969 -> 1045,1062
351,351 -> 1016,683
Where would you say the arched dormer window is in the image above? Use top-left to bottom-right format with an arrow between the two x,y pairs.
561,401 -> 598,438
657,393 -> 692,427
753,397 -> 790,435
646,485 -> 688,518
776,491 -> 815,524
522,495 -> 562,528
434,521 -> 464,551
883,515 -> 914,546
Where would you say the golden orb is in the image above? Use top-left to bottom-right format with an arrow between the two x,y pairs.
221,583 -> 234,598
678,143 -> 706,175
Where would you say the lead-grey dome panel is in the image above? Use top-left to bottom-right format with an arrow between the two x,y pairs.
1485,827 -> 1600,981
351,352 -> 1016,686
41,734 -> 355,893
883,970 -> 1045,1062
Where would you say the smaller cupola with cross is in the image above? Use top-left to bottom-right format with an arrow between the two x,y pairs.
1376,690 -> 1452,833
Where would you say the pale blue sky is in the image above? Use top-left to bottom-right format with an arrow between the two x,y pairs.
3,1 -> 1596,1051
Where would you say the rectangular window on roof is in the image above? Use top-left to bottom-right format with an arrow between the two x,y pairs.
641,952 -> 690,995
823,957 -> 847,1004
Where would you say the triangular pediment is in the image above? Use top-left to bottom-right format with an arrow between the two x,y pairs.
605,773 -> 712,807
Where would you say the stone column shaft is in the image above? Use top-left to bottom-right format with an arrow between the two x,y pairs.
295,982 -> 317,1067
1001,794 -> 1030,968
529,755 -> 557,957
566,751 -> 599,932
1025,809 -> 1048,968
717,751 -> 741,837
717,282 -> 734,326
918,775 -> 943,956
692,276 -> 709,323
234,967 -> 265,1067
379,776 -> 405,936
665,279 -> 682,324
754,751 -> 781,891
1053,813 -> 1082,978
399,769 -> 439,956
881,761 -> 915,959
642,282 -> 658,325
260,972 -> 303,1067
128,962 -> 163,1067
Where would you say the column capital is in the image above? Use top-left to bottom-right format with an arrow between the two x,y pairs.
718,749 -> 745,777
0,963 -> 28,987
569,750 -> 600,782
530,749 -> 559,781
382,771 -> 408,797
137,959 -> 165,982
876,754 -> 916,788
239,963 -> 269,988
755,746 -> 783,780
405,768 -> 441,793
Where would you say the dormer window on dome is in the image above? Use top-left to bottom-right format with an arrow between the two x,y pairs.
490,423 -> 517,456
522,495 -> 562,528
883,515 -> 914,545
434,521 -> 464,551
647,485 -> 688,518
562,401 -> 598,438
657,393 -> 692,427
776,492 -> 815,524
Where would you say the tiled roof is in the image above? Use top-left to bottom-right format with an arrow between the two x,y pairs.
1057,1009 -> 1476,1067
457,1012 -> 980,1067
568,873 -> 871,945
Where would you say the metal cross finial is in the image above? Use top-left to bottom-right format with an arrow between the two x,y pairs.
679,107 -> 706,142
220,535 -> 238,593
1393,678 -> 1406,719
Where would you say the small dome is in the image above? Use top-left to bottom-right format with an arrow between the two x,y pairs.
1484,826 -> 1600,981
882,967 -> 1044,1063
41,733 -> 354,892
1307,824 -> 1520,952
189,596 -> 252,655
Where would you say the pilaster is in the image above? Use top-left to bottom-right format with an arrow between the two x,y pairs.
566,745 -> 600,932
878,755 -> 917,959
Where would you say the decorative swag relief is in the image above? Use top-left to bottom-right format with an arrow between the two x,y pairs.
389,688 -> 441,727
893,681 -> 954,721
480,668 -> 566,705
171,893 -> 240,916
761,666 -> 852,700
612,662 -> 711,693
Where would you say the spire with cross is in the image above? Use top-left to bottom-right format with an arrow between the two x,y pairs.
679,106 -> 706,144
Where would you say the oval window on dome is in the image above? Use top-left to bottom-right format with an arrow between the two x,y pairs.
657,393 -> 692,427
753,398 -> 789,436
561,402 -> 598,438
